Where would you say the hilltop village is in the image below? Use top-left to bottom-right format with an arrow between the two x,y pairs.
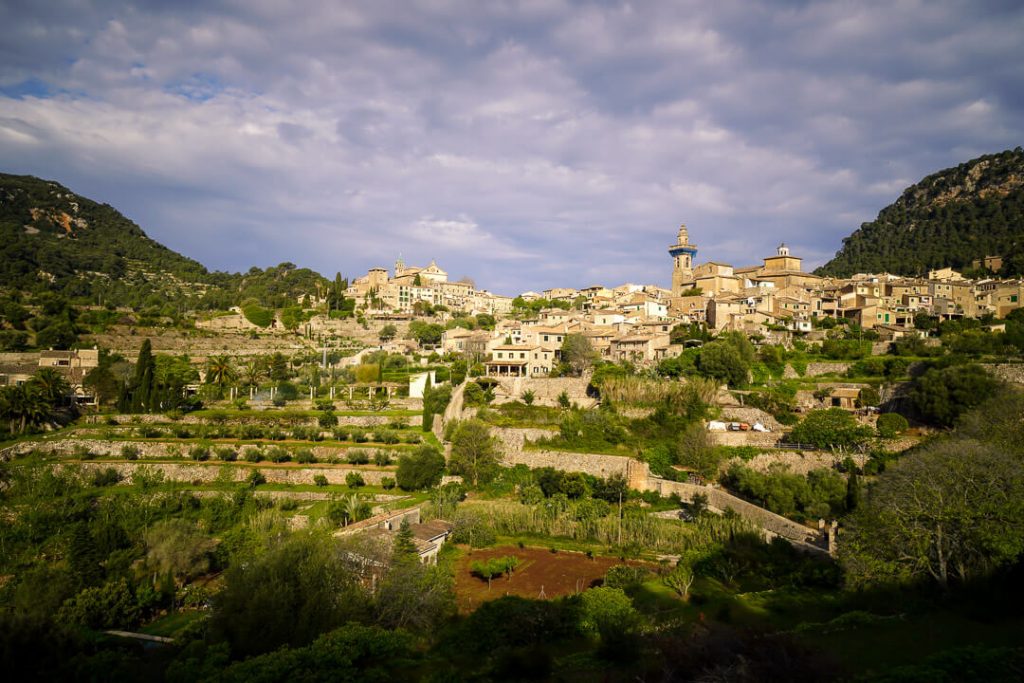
341,223 -> 1024,376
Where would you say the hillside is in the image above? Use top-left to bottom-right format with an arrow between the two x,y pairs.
0,173 -> 330,309
816,148 -> 1024,278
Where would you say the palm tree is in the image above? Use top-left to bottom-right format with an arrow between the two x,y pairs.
31,368 -> 71,406
342,494 -> 370,526
205,355 -> 236,387
242,357 -> 265,388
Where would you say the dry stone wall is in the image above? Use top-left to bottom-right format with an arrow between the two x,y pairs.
804,362 -> 853,376
1,438 -> 398,464
726,451 -> 867,476
60,460 -> 394,486
646,477 -> 825,549
984,363 -> 1024,385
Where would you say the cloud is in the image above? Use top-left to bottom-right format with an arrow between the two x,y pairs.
0,0 -> 1022,294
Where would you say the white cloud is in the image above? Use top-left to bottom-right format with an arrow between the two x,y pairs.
0,0 -> 1021,292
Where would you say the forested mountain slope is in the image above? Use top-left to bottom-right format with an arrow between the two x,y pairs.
0,173 -> 329,309
816,148 -> 1024,278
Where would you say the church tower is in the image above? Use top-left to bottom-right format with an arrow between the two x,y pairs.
669,223 -> 698,296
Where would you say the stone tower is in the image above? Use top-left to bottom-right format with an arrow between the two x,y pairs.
669,223 -> 698,296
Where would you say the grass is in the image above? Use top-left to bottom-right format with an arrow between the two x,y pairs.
140,610 -> 205,638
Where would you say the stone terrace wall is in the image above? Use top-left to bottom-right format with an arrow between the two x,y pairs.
1,439 -> 398,463
727,451 -> 867,476
804,362 -> 853,376
647,477 -> 824,549
86,414 -> 419,428
516,377 -> 595,408
719,407 -> 782,431
984,363 -> 1024,385
59,460 -> 394,486
708,431 -> 782,448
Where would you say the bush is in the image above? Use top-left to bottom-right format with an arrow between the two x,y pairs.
268,447 -> 292,463
90,467 -> 123,487
313,474 -> 328,487
346,449 -> 370,465
243,448 -> 264,463
373,450 -> 392,466
247,470 -> 266,487
216,447 -> 238,462
345,472 -> 365,488
332,427 -> 349,441
189,445 -> 211,461
381,477 -> 396,490
876,412 -> 909,438
120,444 -> 140,460
58,579 -> 140,630
295,449 -> 316,464
603,565 -> 652,590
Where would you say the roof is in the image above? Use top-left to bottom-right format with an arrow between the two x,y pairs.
491,344 -> 539,351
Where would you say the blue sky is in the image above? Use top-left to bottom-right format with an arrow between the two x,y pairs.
1,1 -> 1022,295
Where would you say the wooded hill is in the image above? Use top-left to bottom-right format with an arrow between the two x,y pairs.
0,172 -> 331,310
816,148 -> 1024,278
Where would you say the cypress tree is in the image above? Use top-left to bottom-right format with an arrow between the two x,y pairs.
845,471 -> 861,512
421,373 -> 433,432
131,339 -> 156,413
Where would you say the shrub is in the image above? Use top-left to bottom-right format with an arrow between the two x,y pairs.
876,412 -> 909,438
373,450 -> 392,466
345,472 -> 365,488
603,565 -> 652,590
268,447 -> 291,463
90,467 -> 123,487
189,445 -> 211,461
789,408 -> 874,449
295,448 -> 316,464
313,474 -> 329,487
346,449 -> 370,465
243,448 -> 264,463
381,477 -> 396,490
332,427 -> 349,441
121,444 -> 140,460
247,470 -> 266,487
216,447 -> 238,462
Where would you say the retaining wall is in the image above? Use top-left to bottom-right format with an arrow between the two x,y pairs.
60,460 -> 395,486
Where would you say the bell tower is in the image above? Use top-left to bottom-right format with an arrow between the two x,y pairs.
668,223 -> 698,296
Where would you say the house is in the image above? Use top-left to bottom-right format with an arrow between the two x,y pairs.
485,345 -> 554,377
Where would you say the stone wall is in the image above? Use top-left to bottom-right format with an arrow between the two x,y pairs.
1,438 -> 399,464
513,377 -> 595,408
61,460 -> 395,486
984,363 -> 1024,385
804,362 -> 853,376
726,451 -> 867,476
708,431 -> 782,448
87,413 -> 419,428
719,407 -> 782,430
646,477 -> 825,549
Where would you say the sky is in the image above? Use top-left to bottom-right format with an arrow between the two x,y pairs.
1,1 -> 1022,295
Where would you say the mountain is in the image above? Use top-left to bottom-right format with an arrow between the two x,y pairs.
0,173 -> 330,309
816,148 -> 1024,278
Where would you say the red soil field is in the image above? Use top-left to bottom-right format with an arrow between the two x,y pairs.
454,545 -> 654,613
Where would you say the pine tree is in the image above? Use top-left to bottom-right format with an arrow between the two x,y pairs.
846,471 -> 861,512
393,518 -> 418,564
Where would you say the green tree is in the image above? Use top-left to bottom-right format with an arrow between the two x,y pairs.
396,444 -> 446,490
696,341 -> 749,387
379,324 -> 398,343
449,419 -> 499,486
876,412 -> 909,438
841,439 -> 1024,590
909,363 -> 1001,427
209,532 -> 369,657
561,333 -> 597,376
144,519 -> 215,586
